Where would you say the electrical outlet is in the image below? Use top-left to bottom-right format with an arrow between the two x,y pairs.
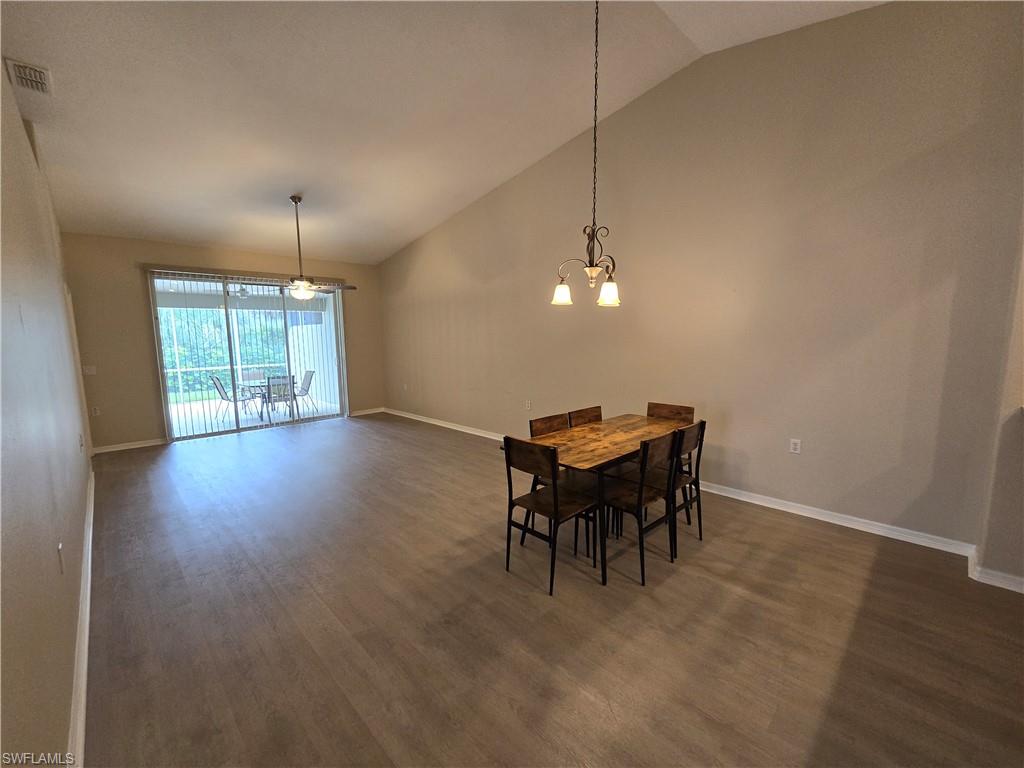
789,438 -> 802,454
525,400 -> 532,411
91,406 -> 101,417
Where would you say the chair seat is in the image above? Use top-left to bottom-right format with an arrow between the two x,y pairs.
608,466 -> 695,491
601,476 -> 669,510
513,484 -> 598,521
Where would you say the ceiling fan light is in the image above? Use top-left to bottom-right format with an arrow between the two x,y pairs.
290,280 -> 316,301
551,279 -> 573,306
597,276 -> 620,307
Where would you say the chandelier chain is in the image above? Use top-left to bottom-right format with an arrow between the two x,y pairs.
591,0 -> 599,234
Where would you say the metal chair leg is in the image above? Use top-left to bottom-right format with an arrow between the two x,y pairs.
683,486 -> 692,526
522,475 -> 540,547
520,511 -> 532,546
505,503 -> 514,571
695,482 -> 703,541
574,518 -> 580,556
636,511 -> 646,586
549,522 -> 560,596
668,492 -> 677,562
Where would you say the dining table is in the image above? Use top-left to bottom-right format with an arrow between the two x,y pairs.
243,375 -> 296,421
525,412 -> 694,585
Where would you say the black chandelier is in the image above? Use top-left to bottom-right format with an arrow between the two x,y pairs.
552,0 -> 619,308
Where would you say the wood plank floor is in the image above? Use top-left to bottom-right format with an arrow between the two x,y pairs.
86,413 -> 1023,767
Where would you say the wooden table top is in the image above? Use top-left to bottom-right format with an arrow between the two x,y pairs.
527,413 -> 692,471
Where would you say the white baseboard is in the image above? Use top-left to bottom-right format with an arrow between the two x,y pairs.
354,407 -> 504,441
349,407 -> 386,417
91,438 -> 165,455
68,470 -> 94,766
967,549 -> 1024,593
701,482 -> 975,556
703,482 -> 1024,593
367,410 -> 1022,592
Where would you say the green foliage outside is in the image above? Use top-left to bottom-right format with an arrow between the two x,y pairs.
158,307 -> 289,400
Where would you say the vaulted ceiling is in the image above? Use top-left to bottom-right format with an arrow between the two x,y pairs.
2,2 -> 880,263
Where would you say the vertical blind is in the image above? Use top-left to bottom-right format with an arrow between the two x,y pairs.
150,269 -> 347,440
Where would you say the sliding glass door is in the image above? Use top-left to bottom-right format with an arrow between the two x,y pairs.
225,281 -> 294,430
151,271 -> 347,440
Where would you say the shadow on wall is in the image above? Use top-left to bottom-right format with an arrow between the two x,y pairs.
804,99 -> 1024,765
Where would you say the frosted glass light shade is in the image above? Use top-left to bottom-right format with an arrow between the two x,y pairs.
289,280 -> 316,301
597,276 -> 620,307
551,280 -> 573,306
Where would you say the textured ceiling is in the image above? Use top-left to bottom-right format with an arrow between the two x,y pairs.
2,2 -> 881,263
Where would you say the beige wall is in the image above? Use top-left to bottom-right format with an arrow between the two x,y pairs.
381,3 -> 1023,570
1,78 -> 92,752
62,233 -> 386,447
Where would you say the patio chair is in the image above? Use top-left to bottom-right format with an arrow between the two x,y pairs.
265,374 -> 297,422
294,370 -> 317,415
210,375 -> 255,423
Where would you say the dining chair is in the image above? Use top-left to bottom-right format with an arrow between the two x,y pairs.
613,420 -> 708,557
294,370 -> 317,415
522,412 -> 596,556
519,413 -> 567,545
600,431 -> 678,585
675,420 -> 707,546
504,436 -> 599,595
529,413 -> 569,439
568,405 -> 602,427
647,402 -> 696,423
210,375 -> 255,423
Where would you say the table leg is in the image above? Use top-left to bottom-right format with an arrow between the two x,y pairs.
598,469 -> 607,585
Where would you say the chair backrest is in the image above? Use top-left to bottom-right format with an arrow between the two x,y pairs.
267,375 -> 293,400
640,430 -> 676,477
626,430 -> 677,508
647,402 -> 695,424
210,375 -> 231,402
568,405 -> 602,427
676,420 -> 707,478
504,436 -> 559,502
529,413 -> 569,437
299,369 -> 315,393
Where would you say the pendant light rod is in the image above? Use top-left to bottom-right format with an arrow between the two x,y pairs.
591,0 -> 599,234
290,194 -> 304,278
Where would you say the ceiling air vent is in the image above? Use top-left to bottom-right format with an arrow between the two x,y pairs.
5,59 -> 50,94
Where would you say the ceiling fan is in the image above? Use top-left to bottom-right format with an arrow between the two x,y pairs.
287,194 -> 353,300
